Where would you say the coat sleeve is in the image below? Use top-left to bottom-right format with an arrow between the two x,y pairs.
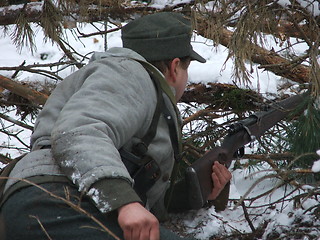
50,57 -> 157,212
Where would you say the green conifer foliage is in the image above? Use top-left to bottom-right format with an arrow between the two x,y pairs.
287,94 -> 320,183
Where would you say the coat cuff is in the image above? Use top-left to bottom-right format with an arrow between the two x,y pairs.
88,178 -> 142,213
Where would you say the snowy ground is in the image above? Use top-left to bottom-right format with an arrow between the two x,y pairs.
173,160 -> 320,239
1,2 -> 320,239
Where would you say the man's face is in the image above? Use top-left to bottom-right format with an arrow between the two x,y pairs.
174,63 -> 189,101
164,57 -> 191,102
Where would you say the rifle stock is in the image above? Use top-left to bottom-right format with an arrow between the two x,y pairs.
185,93 -> 304,209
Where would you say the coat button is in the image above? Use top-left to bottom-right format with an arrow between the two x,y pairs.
162,173 -> 169,182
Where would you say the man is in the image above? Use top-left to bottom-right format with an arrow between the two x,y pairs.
0,12 -> 231,240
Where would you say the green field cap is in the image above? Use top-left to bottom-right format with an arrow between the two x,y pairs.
121,12 -> 206,63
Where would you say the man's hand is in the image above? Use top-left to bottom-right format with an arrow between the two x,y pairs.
118,202 -> 160,240
207,161 -> 232,201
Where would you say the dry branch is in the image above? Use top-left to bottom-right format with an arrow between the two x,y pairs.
0,74 -> 48,105
0,112 -> 33,130
29,215 -> 53,240
244,153 -> 294,161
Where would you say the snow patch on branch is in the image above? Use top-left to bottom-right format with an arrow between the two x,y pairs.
277,0 -> 320,16
311,150 -> 320,172
0,2 -> 44,15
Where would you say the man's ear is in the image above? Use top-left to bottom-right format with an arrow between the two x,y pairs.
166,58 -> 180,86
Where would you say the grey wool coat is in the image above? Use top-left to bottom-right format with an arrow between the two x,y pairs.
4,47 -> 181,219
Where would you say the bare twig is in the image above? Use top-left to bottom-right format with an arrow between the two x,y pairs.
234,173 -> 279,208
211,213 -> 243,235
241,201 -> 256,232
0,128 -> 30,149
0,112 -> 33,131
29,215 -> 53,240
11,61 -> 26,79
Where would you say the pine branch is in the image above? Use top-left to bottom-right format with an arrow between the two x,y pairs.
195,17 -> 311,85
0,1 -> 317,90
181,83 -> 263,109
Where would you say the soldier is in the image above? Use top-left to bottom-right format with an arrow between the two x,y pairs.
0,12 -> 231,240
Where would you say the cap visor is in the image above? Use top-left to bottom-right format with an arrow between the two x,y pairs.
190,50 -> 206,63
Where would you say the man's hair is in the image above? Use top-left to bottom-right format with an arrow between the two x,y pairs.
150,56 -> 191,74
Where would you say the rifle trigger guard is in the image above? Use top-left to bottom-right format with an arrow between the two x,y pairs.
243,125 -> 256,142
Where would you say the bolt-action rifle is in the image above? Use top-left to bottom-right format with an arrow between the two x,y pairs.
185,93 -> 304,209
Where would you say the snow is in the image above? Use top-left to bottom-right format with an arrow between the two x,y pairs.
277,0 -> 320,16
312,151 -> 320,172
177,162 -> 320,239
0,2 -> 320,239
88,187 -> 112,213
313,161 -> 320,173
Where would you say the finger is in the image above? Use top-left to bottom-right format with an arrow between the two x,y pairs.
211,172 -> 222,190
214,162 -> 232,181
123,227 -> 133,240
208,175 -> 221,200
212,163 -> 224,184
131,226 -> 140,240
138,221 -> 159,240
139,228 -> 154,240
139,226 -> 150,240
219,164 -> 232,181
214,161 -> 226,171
212,163 -> 225,181
149,223 -> 160,240
213,161 -> 226,175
